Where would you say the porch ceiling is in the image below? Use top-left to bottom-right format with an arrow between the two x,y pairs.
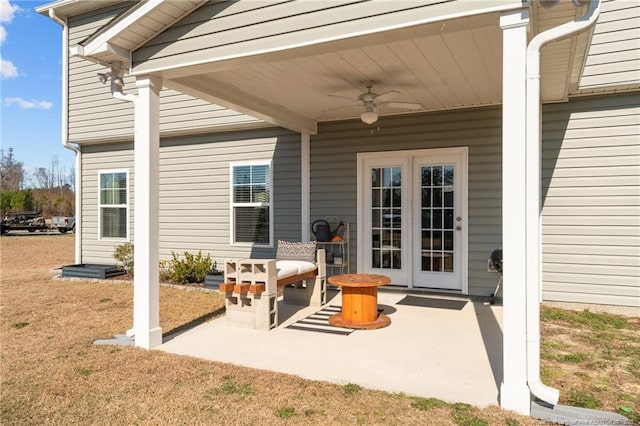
163,12 -> 505,134
165,14 -> 502,130
51,0 -> 592,135
157,2 -> 589,134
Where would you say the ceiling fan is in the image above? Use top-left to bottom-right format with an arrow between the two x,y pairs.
328,83 -> 423,124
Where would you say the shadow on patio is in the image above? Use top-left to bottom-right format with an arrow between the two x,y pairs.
158,289 -> 503,407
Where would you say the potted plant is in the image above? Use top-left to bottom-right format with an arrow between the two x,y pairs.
204,261 -> 224,289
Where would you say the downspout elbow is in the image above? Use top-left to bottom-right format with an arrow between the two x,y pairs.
525,0 -> 601,406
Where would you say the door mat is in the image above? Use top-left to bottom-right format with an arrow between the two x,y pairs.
396,295 -> 467,310
285,305 -> 356,336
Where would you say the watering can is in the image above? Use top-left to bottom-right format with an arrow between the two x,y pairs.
311,219 -> 331,242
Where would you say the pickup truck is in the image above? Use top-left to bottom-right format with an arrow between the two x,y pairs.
52,216 -> 75,233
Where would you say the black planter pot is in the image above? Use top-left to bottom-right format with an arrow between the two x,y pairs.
204,273 -> 224,290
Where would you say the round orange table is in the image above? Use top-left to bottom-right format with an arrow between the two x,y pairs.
328,274 -> 391,329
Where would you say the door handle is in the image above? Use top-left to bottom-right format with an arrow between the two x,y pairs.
456,226 -> 462,231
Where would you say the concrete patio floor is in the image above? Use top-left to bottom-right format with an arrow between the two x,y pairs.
158,288 -> 504,408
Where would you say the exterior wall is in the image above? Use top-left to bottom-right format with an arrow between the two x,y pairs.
310,107 -> 503,297
67,3 -> 262,144
81,143 -> 135,262
577,0 -> 640,92
79,93 -> 639,307
541,92 -> 640,308
132,0 -> 516,73
80,128 -> 301,265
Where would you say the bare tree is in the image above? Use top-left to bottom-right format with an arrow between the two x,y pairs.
0,148 -> 25,191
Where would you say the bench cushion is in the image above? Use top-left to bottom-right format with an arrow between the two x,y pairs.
276,260 -> 317,280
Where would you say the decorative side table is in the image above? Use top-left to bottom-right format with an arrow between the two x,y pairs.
327,273 -> 391,330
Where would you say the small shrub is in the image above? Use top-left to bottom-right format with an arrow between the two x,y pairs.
164,250 -> 213,284
113,242 -> 134,276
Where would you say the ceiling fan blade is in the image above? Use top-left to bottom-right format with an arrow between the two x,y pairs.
322,103 -> 361,113
374,90 -> 400,103
327,94 -> 358,101
380,101 -> 423,111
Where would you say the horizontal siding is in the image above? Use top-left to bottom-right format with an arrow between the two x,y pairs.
80,128 -> 301,266
578,0 -> 640,91
81,143 -> 135,264
67,4 -> 262,144
541,92 -> 640,307
310,106 -> 503,297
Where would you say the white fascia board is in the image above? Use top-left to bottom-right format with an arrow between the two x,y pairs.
166,77 -> 317,135
82,0 -> 166,60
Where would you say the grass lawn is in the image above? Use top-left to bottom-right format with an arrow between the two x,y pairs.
1,235 -> 638,425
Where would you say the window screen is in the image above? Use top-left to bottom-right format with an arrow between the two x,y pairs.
99,171 -> 127,239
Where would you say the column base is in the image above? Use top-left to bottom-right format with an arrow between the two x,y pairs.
134,326 -> 163,349
500,381 -> 531,415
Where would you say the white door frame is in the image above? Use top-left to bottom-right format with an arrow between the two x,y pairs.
357,147 -> 468,293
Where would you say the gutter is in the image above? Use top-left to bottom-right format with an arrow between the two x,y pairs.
525,0 -> 601,405
49,9 -> 82,265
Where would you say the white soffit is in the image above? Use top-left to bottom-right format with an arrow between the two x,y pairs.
76,0 -> 209,69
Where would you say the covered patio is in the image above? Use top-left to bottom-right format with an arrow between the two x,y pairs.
61,0 -> 603,416
159,289 -> 504,407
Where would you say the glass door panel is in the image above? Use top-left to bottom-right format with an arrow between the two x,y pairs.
371,167 -> 402,270
412,151 -> 465,291
420,165 -> 455,273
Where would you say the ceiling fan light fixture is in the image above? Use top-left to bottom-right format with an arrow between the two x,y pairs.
361,103 -> 378,124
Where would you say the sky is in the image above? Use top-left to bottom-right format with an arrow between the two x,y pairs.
0,0 -> 72,180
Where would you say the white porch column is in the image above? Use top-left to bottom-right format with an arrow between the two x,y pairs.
500,8 -> 531,415
301,132 -> 310,241
133,75 -> 162,349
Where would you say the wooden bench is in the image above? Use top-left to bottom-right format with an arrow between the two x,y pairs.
220,249 -> 326,330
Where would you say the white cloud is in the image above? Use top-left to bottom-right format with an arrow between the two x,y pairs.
0,57 -> 17,78
0,0 -> 21,46
0,0 -> 21,23
3,97 -> 53,110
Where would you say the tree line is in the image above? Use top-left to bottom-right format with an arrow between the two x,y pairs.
1,148 -> 75,218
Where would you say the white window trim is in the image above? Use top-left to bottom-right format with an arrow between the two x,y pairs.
98,169 -> 130,241
229,160 -> 274,248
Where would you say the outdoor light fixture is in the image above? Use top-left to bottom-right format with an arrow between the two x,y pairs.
360,102 -> 378,124
97,72 -> 112,84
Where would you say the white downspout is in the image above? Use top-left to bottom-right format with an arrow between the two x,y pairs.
525,0 -> 601,405
49,10 -> 82,265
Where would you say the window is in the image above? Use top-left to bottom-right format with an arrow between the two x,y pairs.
231,162 -> 272,245
99,170 -> 128,239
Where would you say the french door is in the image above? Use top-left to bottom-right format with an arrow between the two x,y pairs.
359,148 -> 467,292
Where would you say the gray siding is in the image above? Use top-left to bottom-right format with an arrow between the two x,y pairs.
81,143 -> 135,263
80,128 -> 301,265
310,107 -> 503,297
541,92 -> 640,307
67,3 -> 262,144
577,0 -> 640,92
132,0 -> 514,73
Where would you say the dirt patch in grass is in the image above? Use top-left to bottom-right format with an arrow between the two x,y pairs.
1,235 -> 636,425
